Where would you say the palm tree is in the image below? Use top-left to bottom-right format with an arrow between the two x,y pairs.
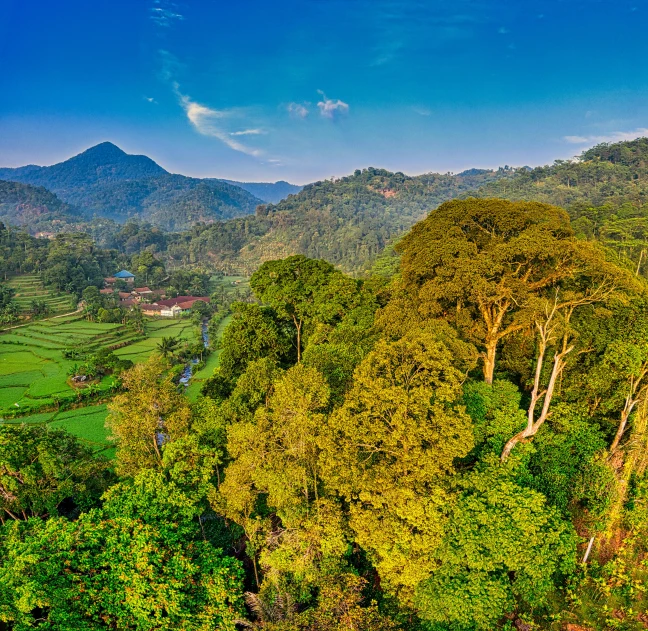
157,336 -> 180,358
236,591 -> 296,628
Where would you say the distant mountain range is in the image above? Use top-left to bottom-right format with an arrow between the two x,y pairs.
0,142 -> 302,231
217,180 -> 303,204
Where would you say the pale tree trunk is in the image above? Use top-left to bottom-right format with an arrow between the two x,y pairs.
292,315 -> 302,363
501,302 -> 573,461
610,367 -> 648,453
483,339 -> 497,385
610,396 -> 636,454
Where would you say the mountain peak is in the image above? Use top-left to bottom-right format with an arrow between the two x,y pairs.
55,142 -> 168,181
81,141 -> 128,161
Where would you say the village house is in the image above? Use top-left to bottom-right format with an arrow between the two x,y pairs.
132,287 -> 153,297
140,295 -> 210,318
114,270 -> 135,284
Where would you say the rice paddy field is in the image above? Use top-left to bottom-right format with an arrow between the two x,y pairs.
0,313 -> 196,450
6,274 -> 76,314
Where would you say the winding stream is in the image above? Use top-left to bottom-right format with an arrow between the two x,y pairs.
179,320 -> 209,387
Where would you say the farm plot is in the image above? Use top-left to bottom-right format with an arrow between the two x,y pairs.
112,319 -> 195,362
6,274 -> 76,314
6,404 -> 112,452
0,311 -> 212,451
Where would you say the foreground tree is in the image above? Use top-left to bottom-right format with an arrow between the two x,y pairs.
0,425 -> 112,523
416,464 -> 577,630
216,365 -> 349,598
250,256 -> 361,362
320,329 -> 476,603
0,469 -> 244,630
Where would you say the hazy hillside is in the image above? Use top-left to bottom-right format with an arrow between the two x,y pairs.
0,143 -> 262,231
476,137 -> 648,209
218,179 -> 303,203
168,166 -> 503,275
0,180 -> 81,233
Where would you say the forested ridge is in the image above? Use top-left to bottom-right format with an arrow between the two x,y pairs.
164,167 -> 503,275
8,138 -> 648,279
138,138 -> 648,277
2,196 -> 648,629
0,180 -> 81,233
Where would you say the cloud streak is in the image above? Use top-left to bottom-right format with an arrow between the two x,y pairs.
174,84 -> 262,157
150,1 -> 184,27
230,129 -> 266,136
564,128 -> 648,144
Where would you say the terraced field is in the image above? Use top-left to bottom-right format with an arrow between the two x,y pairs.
6,274 -> 76,314
2,404 -> 114,454
0,315 -> 196,447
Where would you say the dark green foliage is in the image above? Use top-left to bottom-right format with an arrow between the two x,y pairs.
0,470 -> 245,630
462,380 -> 527,458
210,302 -> 293,382
520,405 -> 616,520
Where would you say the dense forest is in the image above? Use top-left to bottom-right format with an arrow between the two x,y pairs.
165,139 -> 648,276
0,180 -> 81,233
2,197 -> 648,629
163,167 -> 503,275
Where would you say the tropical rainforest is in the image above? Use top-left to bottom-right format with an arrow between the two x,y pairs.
2,138 -> 648,629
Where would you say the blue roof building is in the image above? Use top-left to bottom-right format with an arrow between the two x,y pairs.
114,270 -> 135,279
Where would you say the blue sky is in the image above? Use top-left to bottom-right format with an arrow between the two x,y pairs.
1,0 -> 647,183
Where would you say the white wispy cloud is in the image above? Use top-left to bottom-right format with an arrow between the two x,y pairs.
563,128 -> 648,144
230,129 -> 266,136
144,96 -> 157,104
150,2 -> 184,27
287,102 -> 309,119
317,91 -> 349,119
174,84 -> 262,157
412,105 -> 432,116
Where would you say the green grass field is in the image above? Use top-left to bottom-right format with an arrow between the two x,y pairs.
6,274 -> 76,314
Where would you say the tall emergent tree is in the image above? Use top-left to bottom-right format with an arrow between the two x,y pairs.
398,198 -> 585,383
320,329 -> 476,603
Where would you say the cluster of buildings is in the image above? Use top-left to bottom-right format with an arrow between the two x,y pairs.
103,270 -> 210,318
